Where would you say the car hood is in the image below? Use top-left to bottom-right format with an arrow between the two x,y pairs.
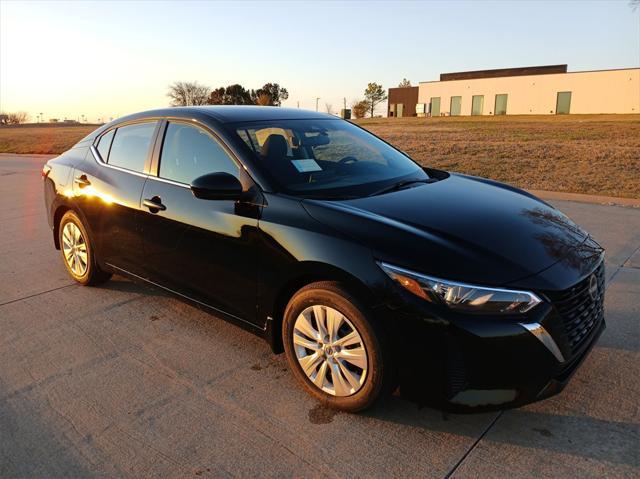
302,173 -> 600,287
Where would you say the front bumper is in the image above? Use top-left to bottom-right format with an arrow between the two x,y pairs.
375,263 -> 606,412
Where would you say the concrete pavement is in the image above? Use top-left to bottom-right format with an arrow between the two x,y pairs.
1,154 -> 638,478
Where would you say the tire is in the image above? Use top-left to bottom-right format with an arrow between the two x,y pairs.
59,210 -> 112,286
283,281 -> 392,412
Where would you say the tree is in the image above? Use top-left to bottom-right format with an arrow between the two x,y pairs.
325,103 -> 334,115
398,78 -> 412,88
254,83 -> 289,106
351,100 -> 368,119
208,84 -> 254,105
4,111 -> 29,124
224,84 -> 254,104
167,81 -> 210,106
364,83 -> 387,118
208,87 -> 226,105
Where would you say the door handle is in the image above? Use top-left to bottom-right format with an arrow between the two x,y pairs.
74,174 -> 91,187
143,197 -> 166,212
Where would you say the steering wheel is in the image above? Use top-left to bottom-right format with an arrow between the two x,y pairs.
338,156 -> 359,165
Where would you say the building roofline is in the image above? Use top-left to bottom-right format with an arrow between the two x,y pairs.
418,66 -> 640,84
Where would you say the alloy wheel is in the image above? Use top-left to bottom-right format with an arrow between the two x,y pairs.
62,222 -> 88,276
292,305 -> 368,396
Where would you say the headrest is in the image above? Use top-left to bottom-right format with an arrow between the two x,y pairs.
260,134 -> 288,160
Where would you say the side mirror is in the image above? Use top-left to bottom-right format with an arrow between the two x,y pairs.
190,172 -> 244,200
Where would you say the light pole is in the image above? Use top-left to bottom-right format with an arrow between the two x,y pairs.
315,97 -> 320,112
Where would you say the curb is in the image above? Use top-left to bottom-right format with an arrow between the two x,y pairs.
528,189 -> 640,208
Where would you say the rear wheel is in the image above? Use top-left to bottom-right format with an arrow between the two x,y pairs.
283,282 -> 392,412
59,210 -> 112,286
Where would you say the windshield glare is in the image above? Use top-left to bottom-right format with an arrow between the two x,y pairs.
233,119 -> 427,198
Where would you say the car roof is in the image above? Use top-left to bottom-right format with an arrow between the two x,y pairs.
117,106 -> 335,124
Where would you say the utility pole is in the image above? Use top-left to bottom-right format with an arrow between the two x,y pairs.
40,112 -> 43,123
343,97 -> 346,110
297,101 -> 299,108
315,97 -> 320,112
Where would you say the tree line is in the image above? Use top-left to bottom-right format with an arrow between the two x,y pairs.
167,81 -> 289,107
167,80 -> 390,119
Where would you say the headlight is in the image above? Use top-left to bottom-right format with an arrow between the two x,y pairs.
379,262 -> 541,314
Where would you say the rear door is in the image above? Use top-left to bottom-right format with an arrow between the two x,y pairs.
140,120 -> 261,323
75,120 -> 159,274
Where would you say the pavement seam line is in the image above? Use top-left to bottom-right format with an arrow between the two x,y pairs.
442,410 -> 504,479
0,283 -> 76,308
620,243 -> 640,268
444,257 -> 621,478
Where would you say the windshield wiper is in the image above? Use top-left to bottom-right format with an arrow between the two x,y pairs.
367,178 -> 435,197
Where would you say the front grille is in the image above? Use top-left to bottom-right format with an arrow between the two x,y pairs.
547,262 -> 605,355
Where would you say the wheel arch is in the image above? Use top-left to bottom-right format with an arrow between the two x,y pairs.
265,261 -> 376,354
52,204 -> 73,250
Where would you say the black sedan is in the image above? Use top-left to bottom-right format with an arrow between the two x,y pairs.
43,106 -> 605,412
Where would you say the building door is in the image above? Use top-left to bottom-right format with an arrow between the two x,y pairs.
556,92 -> 571,114
471,95 -> 484,115
397,103 -> 404,118
389,104 -> 395,117
494,94 -> 508,115
450,96 -> 462,116
430,97 -> 441,116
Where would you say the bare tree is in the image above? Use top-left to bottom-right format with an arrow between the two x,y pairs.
325,103 -> 334,115
398,78 -> 412,88
6,111 -> 30,124
167,81 -> 210,106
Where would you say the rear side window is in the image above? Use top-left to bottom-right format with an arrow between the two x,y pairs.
159,122 -> 239,184
96,129 -> 115,161
108,122 -> 157,173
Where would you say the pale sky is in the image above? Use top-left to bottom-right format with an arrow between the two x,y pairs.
1,0 -> 638,122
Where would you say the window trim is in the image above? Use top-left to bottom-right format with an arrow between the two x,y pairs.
150,118 -> 244,188
92,118 -> 162,177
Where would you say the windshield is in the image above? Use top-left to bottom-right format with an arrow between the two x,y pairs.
232,119 -> 427,198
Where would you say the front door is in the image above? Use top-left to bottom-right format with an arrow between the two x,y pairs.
140,120 -> 261,324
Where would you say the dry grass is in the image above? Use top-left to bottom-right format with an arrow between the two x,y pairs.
0,124 -> 96,155
1,115 -> 639,198
356,114 -> 640,199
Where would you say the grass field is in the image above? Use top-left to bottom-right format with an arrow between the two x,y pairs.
0,124 -> 96,155
1,114 -> 638,198
356,115 -> 640,199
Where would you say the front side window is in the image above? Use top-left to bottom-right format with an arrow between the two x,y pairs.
159,122 -> 239,184
108,122 -> 157,172
234,119 -> 427,198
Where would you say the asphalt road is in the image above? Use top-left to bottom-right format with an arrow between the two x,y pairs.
1,154 -> 638,478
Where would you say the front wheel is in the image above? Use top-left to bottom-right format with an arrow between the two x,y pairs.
283,282 -> 392,412
59,210 -> 112,286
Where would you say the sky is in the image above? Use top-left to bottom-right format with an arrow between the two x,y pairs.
1,0 -> 638,122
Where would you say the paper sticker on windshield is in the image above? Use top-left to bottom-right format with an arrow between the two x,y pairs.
291,159 -> 322,173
